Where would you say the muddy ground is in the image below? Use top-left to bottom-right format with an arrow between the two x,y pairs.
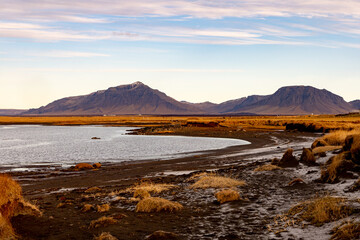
5,127 -> 360,240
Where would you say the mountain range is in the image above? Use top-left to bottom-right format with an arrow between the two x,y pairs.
8,82 -> 360,116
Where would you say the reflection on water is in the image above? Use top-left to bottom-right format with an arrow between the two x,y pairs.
0,125 -> 249,167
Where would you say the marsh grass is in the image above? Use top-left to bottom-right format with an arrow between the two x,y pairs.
215,189 -> 241,204
89,216 -> 117,229
125,181 -> 176,194
135,197 -> 183,213
93,232 -> 118,240
331,221 -> 360,240
317,129 -> 360,146
312,146 -> 342,154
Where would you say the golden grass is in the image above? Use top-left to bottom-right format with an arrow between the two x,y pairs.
317,129 -> 360,146
96,204 -> 110,213
135,197 -> 183,213
1,115 -> 360,132
0,214 -> 16,240
288,196 -> 351,226
74,163 -> 94,170
215,189 -> 241,204
92,163 -> 102,168
0,174 -> 22,219
89,216 -> 118,229
254,164 -> 282,172
85,187 -> 102,193
93,232 -> 118,240
288,178 -> 305,186
321,152 -> 353,183
133,189 -> 151,199
81,204 -> 94,213
312,146 -> 342,154
190,175 -> 246,189
332,221 -> 360,240
13,199 -> 42,217
126,181 -> 176,194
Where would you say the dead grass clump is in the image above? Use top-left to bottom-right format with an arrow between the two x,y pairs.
288,196 -> 351,226
347,135 -> 360,163
89,216 -> 118,229
277,148 -> 298,167
145,230 -> 179,240
0,174 -> 22,219
254,164 -> 282,172
190,175 -> 246,189
300,148 -> 316,165
133,189 -> 151,199
215,189 -> 241,204
311,139 -> 329,149
0,214 -> 16,240
74,163 -> 94,170
312,146 -> 342,155
331,221 -> 360,240
13,199 -> 42,217
135,197 -> 183,213
81,204 -> 94,213
93,232 -> 118,240
288,178 -> 305,186
321,152 -> 354,183
85,187 -> 102,193
126,182 -> 176,194
186,172 -> 216,182
97,204 -> 110,213
92,163 -> 102,168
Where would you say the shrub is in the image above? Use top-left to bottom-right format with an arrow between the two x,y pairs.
93,232 -> 118,240
215,189 -> 241,204
331,221 -> 360,240
190,175 -> 245,189
135,197 -> 183,213
254,164 -> 282,172
89,216 -> 117,229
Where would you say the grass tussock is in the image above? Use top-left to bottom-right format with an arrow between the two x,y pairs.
288,196 -> 351,226
89,216 -> 118,229
321,152 -> 354,183
190,175 -> 245,189
215,189 -> 241,204
126,181 -> 176,194
93,232 -> 118,240
0,174 -> 22,219
133,189 -> 151,199
317,129 -> 360,146
81,204 -> 94,213
288,178 -> 305,186
74,163 -> 94,170
312,146 -> 342,154
135,197 -> 183,213
0,214 -> 16,240
13,199 -> 42,217
85,187 -> 102,193
331,221 -> 360,240
254,164 -> 282,172
96,204 -> 110,213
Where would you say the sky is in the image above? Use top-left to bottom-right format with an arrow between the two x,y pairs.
1,0 -> 360,109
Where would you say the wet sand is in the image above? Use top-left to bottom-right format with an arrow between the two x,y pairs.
6,127 -> 354,240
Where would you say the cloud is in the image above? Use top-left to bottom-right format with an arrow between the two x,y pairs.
29,51 -> 110,58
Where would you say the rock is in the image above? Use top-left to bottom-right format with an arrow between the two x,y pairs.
74,163 -> 94,170
276,149 -> 299,168
300,148 -> 317,165
145,230 -> 179,240
91,137 -> 101,140
311,139 -> 328,149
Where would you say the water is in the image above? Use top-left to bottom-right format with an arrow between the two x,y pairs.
0,125 -> 250,168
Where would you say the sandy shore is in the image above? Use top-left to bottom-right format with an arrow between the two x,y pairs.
6,127 -> 359,239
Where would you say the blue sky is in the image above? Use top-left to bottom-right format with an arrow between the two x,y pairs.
1,0 -> 360,108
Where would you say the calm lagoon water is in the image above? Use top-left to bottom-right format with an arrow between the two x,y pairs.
0,125 -> 250,168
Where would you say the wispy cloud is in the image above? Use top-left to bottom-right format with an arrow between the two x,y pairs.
29,51 -> 110,58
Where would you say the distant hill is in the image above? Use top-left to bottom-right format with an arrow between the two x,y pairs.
24,83 -> 356,116
0,109 -> 26,116
350,100 -> 360,110
25,82 -> 204,115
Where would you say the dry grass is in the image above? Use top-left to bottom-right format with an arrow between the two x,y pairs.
85,187 -> 102,193
126,181 -> 176,194
13,199 -> 42,217
288,196 -> 351,226
317,129 -> 360,146
190,175 -> 246,189
321,152 -> 354,183
93,232 -> 118,240
96,204 -> 110,213
92,163 -> 102,168
74,163 -> 94,170
331,221 -> 360,240
135,197 -> 183,213
288,178 -> 305,186
215,189 -> 241,204
312,146 -> 342,154
145,230 -> 178,240
254,164 -> 282,172
89,216 -> 118,229
81,204 -> 94,213
0,174 -> 22,219
0,214 -> 16,240
133,189 -> 151,199
186,172 -> 216,182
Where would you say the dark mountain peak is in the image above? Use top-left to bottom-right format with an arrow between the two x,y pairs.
350,100 -> 360,110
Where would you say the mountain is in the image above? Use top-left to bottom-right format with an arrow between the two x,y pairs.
225,86 -> 354,115
0,109 -> 27,116
24,83 -> 356,116
350,100 -> 360,110
25,82 -> 204,115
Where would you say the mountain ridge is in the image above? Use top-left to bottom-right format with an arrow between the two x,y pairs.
23,82 -> 356,116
